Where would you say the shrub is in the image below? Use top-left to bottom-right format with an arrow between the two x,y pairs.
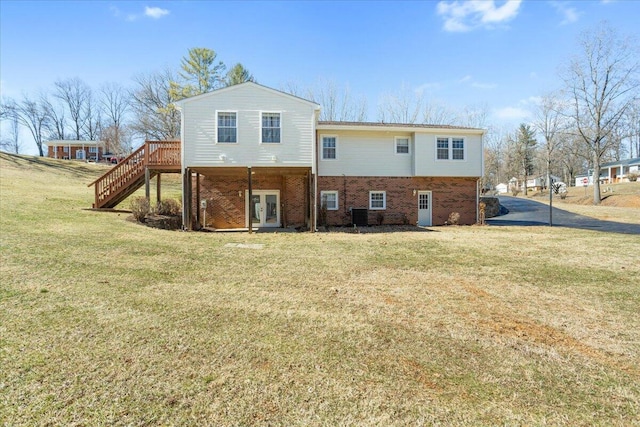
131,197 -> 150,222
511,188 -> 520,196
156,198 -> 181,216
628,172 -> 638,182
376,212 -> 384,225
447,212 -> 460,225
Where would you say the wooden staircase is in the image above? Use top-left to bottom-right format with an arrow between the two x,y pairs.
89,140 -> 181,209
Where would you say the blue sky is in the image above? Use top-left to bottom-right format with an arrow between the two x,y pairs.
1,0 -> 639,154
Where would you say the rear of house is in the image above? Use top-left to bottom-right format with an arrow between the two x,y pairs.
177,82 -> 485,231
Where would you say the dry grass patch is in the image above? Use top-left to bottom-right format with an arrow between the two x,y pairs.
1,153 -> 640,425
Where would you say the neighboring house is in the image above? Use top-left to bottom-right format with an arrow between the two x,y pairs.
47,140 -> 105,161
175,82 -> 485,230
495,183 -> 508,194
599,157 -> 640,183
575,157 -> 640,186
510,174 -> 561,192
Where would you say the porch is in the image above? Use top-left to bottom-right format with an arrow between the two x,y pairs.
183,166 -> 315,232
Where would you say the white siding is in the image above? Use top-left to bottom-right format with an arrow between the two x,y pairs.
318,129 -> 483,177
318,130 -> 414,177
414,132 -> 483,177
181,84 -> 317,168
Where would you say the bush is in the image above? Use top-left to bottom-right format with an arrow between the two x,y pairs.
156,198 -> 181,216
447,212 -> 460,225
628,172 -> 638,182
511,188 -> 520,196
131,197 -> 150,222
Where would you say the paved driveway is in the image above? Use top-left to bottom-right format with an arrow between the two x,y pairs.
486,196 -> 640,235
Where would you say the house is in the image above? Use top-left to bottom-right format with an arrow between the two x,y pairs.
575,157 -> 640,186
175,82 -> 485,230
599,157 -> 640,183
495,183 -> 508,194
47,140 -> 105,161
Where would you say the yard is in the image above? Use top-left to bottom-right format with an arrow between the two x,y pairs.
1,152 -> 639,425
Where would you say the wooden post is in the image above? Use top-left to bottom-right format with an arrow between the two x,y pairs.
145,167 -> 150,201
156,174 -> 162,205
248,167 -> 253,233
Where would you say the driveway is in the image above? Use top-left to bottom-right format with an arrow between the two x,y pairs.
486,196 -> 640,235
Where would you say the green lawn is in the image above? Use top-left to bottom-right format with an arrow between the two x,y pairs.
1,152 -> 639,426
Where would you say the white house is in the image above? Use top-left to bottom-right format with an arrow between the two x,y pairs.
176,82 -> 486,230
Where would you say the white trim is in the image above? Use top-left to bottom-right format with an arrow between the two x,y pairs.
369,190 -> 386,210
320,134 -> 338,160
394,136 -> 411,155
320,191 -> 339,210
435,136 -> 466,161
260,111 -> 282,144
216,110 -> 238,144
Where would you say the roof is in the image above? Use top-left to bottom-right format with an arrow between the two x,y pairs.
46,140 -> 104,146
317,121 -> 485,133
174,81 -> 320,109
600,157 -> 640,168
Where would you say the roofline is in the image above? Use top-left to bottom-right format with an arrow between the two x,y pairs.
46,140 -> 105,145
174,81 -> 321,110
317,121 -> 485,134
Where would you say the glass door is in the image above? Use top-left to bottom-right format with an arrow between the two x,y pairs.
246,191 -> 280,228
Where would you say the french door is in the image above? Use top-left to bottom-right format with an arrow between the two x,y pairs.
246,190 -> 280,228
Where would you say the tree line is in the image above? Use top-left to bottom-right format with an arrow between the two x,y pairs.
485,22 -> 639,204
0,48 -> 254,157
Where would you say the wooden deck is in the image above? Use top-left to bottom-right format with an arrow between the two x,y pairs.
88,140 -> 180,209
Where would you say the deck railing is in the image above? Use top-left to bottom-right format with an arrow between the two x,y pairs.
89,140 -> 180,208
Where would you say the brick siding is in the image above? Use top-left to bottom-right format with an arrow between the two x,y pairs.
193,173 -> 308,229
318,176 -> 478,226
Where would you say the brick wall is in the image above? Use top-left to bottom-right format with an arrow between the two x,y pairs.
194,173 -> 308,229
317,176 -> 478,226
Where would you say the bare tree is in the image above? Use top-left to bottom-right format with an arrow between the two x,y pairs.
377,84 -> 423,123
130,68 -> 182,140
100,82 -> 130,155
0,98 -> 23,153
43,98 -> 68,140
562,21 -> 640,204
83,91 -> 102,141
533,92 -> 568,224
54,77 -> 91,140
310,79 -> 367,122
16,93 -> 51,156
421,99 -> 459,125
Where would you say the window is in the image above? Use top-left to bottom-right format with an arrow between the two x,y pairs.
89,146 -> 98,153
436,137 -> 465,160
452,138 -> 464,160
217,112 -> 237,143
321,191 -> 338,210
369,191 -> 386,210
437,137 -> 449,160
322,136 -> 337,160
261,112 -> 281,143
395,137 -> 410,154
63,146 -> 69,153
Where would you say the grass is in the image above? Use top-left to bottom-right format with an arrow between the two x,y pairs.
1,152 -> 639,425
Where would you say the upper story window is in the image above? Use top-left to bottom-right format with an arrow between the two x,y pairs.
322,136 -> 337,160
395,137 -> 410,154
320,191 -> 338,210
261,112 -> 281,143
436,137 -> 465,160
217,112 -> 237,143
369,191 -> 386,210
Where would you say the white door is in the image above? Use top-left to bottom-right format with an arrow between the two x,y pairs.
417,191 -> 432,226
246,190 -> 280,228
76,149 -> 85,160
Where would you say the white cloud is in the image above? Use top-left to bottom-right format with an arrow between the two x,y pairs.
494,106 -> 530,121
458,75 -> 497,90
550,1 -> 581,25
145,6 -> 170,19
436,0 -> 522,32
